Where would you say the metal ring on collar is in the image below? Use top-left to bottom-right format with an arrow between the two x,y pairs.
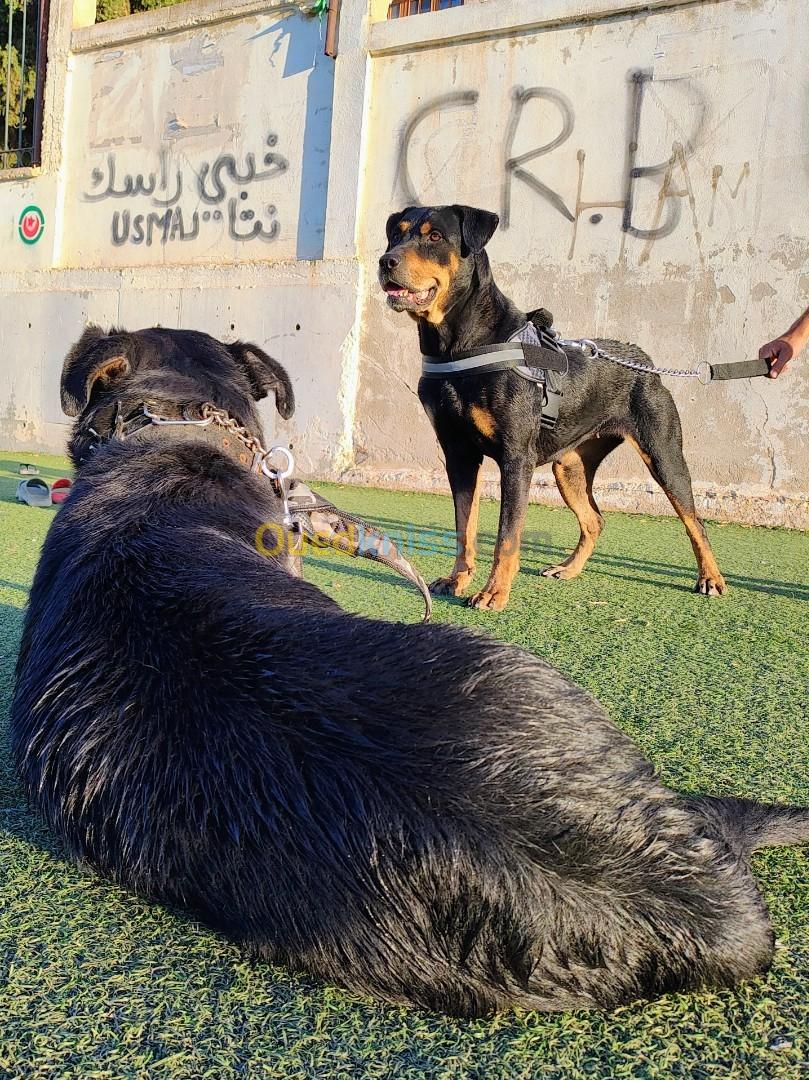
261,445 -> 295,481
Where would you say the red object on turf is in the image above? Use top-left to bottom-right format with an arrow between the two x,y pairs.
51,478 -> 73,505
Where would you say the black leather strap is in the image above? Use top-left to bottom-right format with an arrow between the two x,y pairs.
82,402 -> 267,473
709,358 -> 770,381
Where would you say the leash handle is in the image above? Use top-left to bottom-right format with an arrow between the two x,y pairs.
709,358 -> 770,381
288,483 -> 433,623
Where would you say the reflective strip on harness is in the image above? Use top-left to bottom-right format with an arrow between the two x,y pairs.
421,343 -> 569,379
421,349 -> 525,377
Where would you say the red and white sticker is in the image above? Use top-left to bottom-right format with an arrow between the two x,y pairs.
18,205 -> 45,245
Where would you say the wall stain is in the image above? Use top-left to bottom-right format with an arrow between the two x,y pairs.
751,281 -> 776,302
707,162 -> 750,226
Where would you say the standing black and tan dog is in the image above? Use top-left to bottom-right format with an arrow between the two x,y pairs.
12,325 -> 807,1018
379,204 -> 726,610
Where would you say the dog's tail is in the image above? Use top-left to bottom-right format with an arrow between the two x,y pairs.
690,795 -> 809,854
228,341 -> 295,419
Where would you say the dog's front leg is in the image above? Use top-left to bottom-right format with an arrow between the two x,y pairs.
467,456 -> 533,611
430,444 -> 483,598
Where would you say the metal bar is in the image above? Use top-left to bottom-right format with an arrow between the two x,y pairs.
3,0 -> 14,154
324,0 -> 340,57
18,0 -> 29,151
32,0 -> 49,164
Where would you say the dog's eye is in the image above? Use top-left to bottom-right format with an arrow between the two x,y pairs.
428,231 -> 443,243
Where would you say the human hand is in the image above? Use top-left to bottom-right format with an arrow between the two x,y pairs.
758,336 -> 795,378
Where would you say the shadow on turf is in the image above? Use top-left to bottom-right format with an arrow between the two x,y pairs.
360,515 -> 809,602
0,605 -> 53,851
0,579 -> 30,595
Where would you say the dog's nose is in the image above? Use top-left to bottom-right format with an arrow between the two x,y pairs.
379,253 -> 400,272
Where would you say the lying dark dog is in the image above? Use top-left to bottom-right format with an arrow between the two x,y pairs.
379,204 -> 726,610
11,325 -> 807,1017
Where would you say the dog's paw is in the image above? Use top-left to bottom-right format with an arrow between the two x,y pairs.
694,574 -> 727,597
466,587 -> 510,611
540,563 -> 580,581
429,574 -> 472,597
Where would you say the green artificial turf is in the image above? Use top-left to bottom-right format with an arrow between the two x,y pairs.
0,451 -> 807,1079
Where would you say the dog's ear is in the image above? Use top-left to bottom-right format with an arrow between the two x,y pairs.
454,205 -> 499,256
228,342 -> 295,419
60,326 -> 134,417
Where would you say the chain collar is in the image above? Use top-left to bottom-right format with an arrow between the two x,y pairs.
197,404 -> 294,486
83,400 -> 295,516
198,404 -> 294,522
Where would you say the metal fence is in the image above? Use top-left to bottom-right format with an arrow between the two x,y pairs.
388,0 -> 463,17
1,0 -> 49,170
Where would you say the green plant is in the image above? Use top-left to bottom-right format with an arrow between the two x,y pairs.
131,0 -> 187,13
94,0 -> 130,20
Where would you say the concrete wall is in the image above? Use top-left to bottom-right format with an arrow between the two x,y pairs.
1,0 -> 807,526
0,0 -> 363,473
353,0 -> 809,527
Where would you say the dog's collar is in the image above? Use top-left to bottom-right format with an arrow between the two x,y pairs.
82,400 -> 294,483
80,400 -> 433,621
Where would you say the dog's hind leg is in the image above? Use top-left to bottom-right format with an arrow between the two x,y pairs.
430,444 -> 483,598
541,436 -> 623,581
627,386 -> 726,596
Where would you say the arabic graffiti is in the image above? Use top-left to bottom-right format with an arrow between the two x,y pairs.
83,134 -> 288,247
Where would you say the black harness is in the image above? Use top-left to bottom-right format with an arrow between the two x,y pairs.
422,326 -> 569,431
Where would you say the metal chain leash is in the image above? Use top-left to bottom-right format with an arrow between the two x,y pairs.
554,337 -> 713,384
200,404 -> 294,476
200,403 -> 266,455
199,403 -> 295,521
